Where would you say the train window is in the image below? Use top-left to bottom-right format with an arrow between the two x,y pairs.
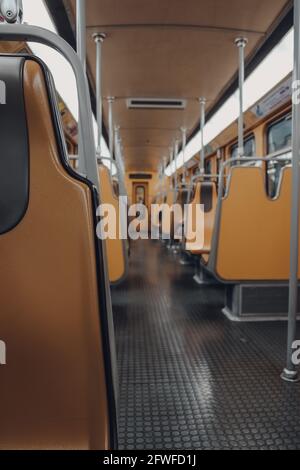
267,115 -> 292,153
204,159 -> 212,175
266,115 -> 292,196
230,135 -> 256,165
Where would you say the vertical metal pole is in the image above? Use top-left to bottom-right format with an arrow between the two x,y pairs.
115,127 -> 128,242
163,156 -> 168,192
93,33 -> 106,156
76,0 -> 86,174
174,139 -> 179,190
76,0 -> 86,73
114,125 -> 121,179
181,127 -> 187,185
115,126 -> 127,196
169,147 -> 174,189
281,0 -> 300,383
235,37 -> 248,160
199,98 -> 206,175
107,97 -> 115,172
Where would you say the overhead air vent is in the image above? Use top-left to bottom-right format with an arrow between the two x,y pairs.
129,174 -> 153,180
127,98 -> 186,110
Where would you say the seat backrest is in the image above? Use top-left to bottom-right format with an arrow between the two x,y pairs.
98,164 -> 127,284
209,165 -> 296,281
185,181 -> 218,254
0,56 -> 117,449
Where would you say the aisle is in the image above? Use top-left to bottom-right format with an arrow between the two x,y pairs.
112,241 -> 300,450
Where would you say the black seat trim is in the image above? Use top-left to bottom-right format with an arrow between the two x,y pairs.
0,56 -> 29,235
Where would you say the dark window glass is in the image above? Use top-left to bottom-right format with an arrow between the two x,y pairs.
267,115 -> 292,196
230,135 -> 256,165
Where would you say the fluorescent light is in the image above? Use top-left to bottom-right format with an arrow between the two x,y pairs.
22,0 -> 111,158
166,28 -> 294,176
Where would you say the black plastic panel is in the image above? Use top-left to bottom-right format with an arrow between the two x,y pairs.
241,285 -> 300,315
0,56 -> 29,234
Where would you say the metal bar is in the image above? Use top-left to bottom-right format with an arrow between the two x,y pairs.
174,139 -> 179,190
76,0 -> 86,72
114,129 -> 129,262
281,0 -> 300,384
235,37 -> 248,159
172,144 -> 176,190
76,0 -> 86,174
169,146 -> 174,189
93,33 -> 106,155
267,147 -> 292,160
181,127 -> 187,184
199,98 -> 206,174
192,174 -> 221,183
107,97 -> 115,172
0,24 -> 99,189
216,155 -> 292,198
114,127 -> 127,197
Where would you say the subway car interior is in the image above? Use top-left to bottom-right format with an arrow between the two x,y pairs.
1,0 -> 300,452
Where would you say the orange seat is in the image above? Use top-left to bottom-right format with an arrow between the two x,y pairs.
0,56 -> 117,449
98,164 -> 127,284
209,165 -> 298,281
185,181 -> 218,255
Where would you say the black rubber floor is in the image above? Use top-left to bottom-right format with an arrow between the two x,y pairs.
112,240 -> 300,450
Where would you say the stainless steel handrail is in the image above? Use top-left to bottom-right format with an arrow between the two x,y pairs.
191,173 -> 220,183
218,154 -> 292,195
0,24 -> 99,189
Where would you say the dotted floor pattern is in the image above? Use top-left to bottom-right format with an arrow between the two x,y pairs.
112,240 -> 300,450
